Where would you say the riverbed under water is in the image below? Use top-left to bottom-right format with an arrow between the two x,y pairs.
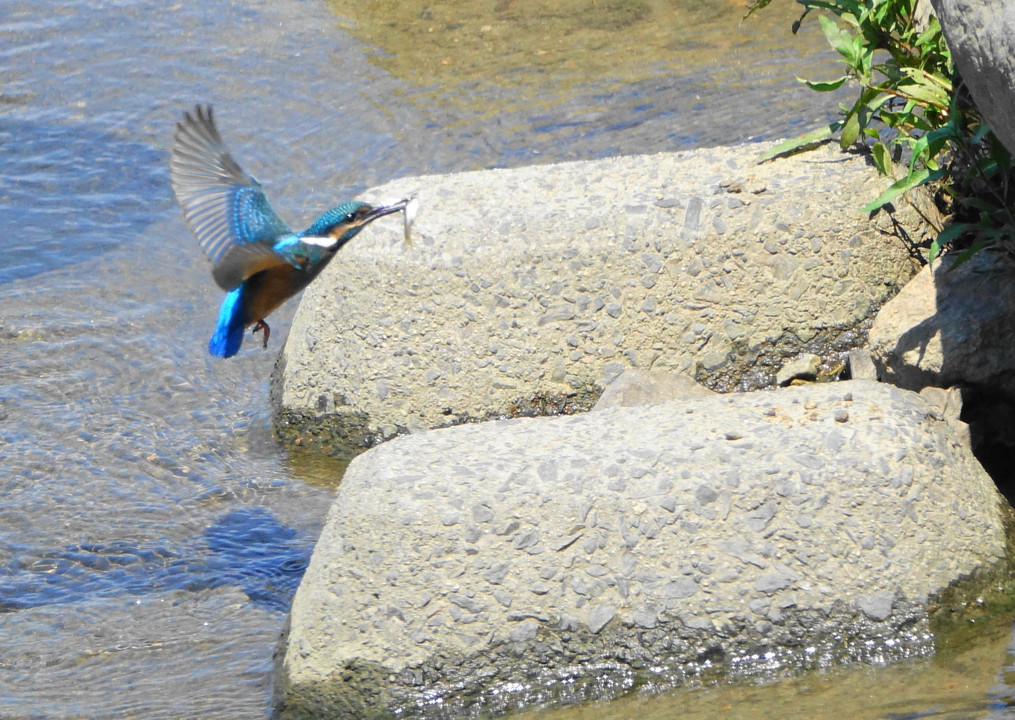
2,1 -> 1015,718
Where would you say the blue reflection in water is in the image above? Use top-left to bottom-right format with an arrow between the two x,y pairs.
0,118 -> 170,283
0,508 -> 310,614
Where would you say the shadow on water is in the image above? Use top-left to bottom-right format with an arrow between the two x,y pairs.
0,118 -> 171,283
0,508 -> 310,614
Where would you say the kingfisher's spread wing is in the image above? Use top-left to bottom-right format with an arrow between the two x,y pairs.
169,105 -> 293,291
210,242 -> 295,292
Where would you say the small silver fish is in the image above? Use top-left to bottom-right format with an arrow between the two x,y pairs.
403,196 -> 420,247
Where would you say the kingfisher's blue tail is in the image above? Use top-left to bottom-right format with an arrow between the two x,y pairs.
209,286 -> 247,358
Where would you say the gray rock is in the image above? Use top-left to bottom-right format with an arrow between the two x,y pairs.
754,572 -> 792,594
662,578 -> 699,599
848,348 -> 878,381
930,0 -> 1015,155
274,381 -> 1006,720
695,484 -> 719,505
593,369 -> 715,410
587,605 -> 616,633
919,386 -> 971,448
857,590 -> 895,622
918,386 -> 963,421
509,620 -> 539,642
868,252 -> 1015,397
270,144 -> 928,454
776,353 -> 822,386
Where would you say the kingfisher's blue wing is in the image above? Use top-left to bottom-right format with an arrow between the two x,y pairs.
170,105 -> 293,291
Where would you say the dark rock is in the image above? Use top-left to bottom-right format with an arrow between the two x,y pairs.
931,0 -> 1015,155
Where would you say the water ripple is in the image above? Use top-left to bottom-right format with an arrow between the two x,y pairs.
0,118 -> 170,282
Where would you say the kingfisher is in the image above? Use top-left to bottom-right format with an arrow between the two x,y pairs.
169,105 -> 410,358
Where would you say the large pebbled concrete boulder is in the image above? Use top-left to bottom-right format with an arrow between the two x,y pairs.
270,143 -> 928,454
930,0 -> 1015,155
273,380 -> 1007,720
868,251 -> 1015,397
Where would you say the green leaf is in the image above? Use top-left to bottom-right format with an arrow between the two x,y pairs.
819,14 -> 857,64
840,110 -> 860,148
963,197 -> 1004,214
871,141 -> 892,175
748,0 -> 1012,263
863,92 -> 892,113
800,75 -> 849,92
970,123 -> 992,144
801,1 -> 865,17
896,81 -> 949,110
757,124 -> 837,162
914,16 -> 943,49
908,121 -> 955,173
902,66 -> 952,91
895,68 -> 952,110
947,239 -> 987,272
860,167 -> 940,213
928,223 -> 970,265
986,133 -> 1013,174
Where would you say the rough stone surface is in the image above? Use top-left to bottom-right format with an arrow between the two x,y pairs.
776,353 -> 822,386
274,380 -> 1007,720
592,368 -> 714,410
919,386 -> 971,448
931,0 -> 1015,155
919,386 -> 964,422
270,143 -> 927,453
868,252 -> 1015,397
848,348 -> 879,381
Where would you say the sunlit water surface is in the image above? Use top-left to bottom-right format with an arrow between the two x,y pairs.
2,1 -> 1014,718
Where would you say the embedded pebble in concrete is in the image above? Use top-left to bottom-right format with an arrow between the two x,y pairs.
270,143 -> 930,453
273,380 -> 1007,720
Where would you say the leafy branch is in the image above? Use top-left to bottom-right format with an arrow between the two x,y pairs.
749,0 -> 1015,264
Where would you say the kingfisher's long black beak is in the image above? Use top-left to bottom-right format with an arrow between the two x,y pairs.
359,198 -> 411,227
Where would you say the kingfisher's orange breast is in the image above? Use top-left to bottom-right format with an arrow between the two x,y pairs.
244,265 -> 307,325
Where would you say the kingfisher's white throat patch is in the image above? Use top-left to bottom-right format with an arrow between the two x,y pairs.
301,236 -> 340,249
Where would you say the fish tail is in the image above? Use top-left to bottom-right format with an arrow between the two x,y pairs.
208,286 -> 247,358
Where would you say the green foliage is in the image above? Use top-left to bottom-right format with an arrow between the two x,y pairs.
748,0 -> 1015,264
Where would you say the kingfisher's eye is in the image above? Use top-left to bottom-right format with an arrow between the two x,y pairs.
344,212 -> 356,223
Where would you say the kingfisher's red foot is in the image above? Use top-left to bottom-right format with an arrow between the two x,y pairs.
252,320 -> 270,349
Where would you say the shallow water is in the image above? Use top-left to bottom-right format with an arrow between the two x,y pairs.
1,0 -> 1012,718
513,618 -> 1015,720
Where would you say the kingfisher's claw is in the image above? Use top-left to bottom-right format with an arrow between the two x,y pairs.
252,319 -> 270,349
